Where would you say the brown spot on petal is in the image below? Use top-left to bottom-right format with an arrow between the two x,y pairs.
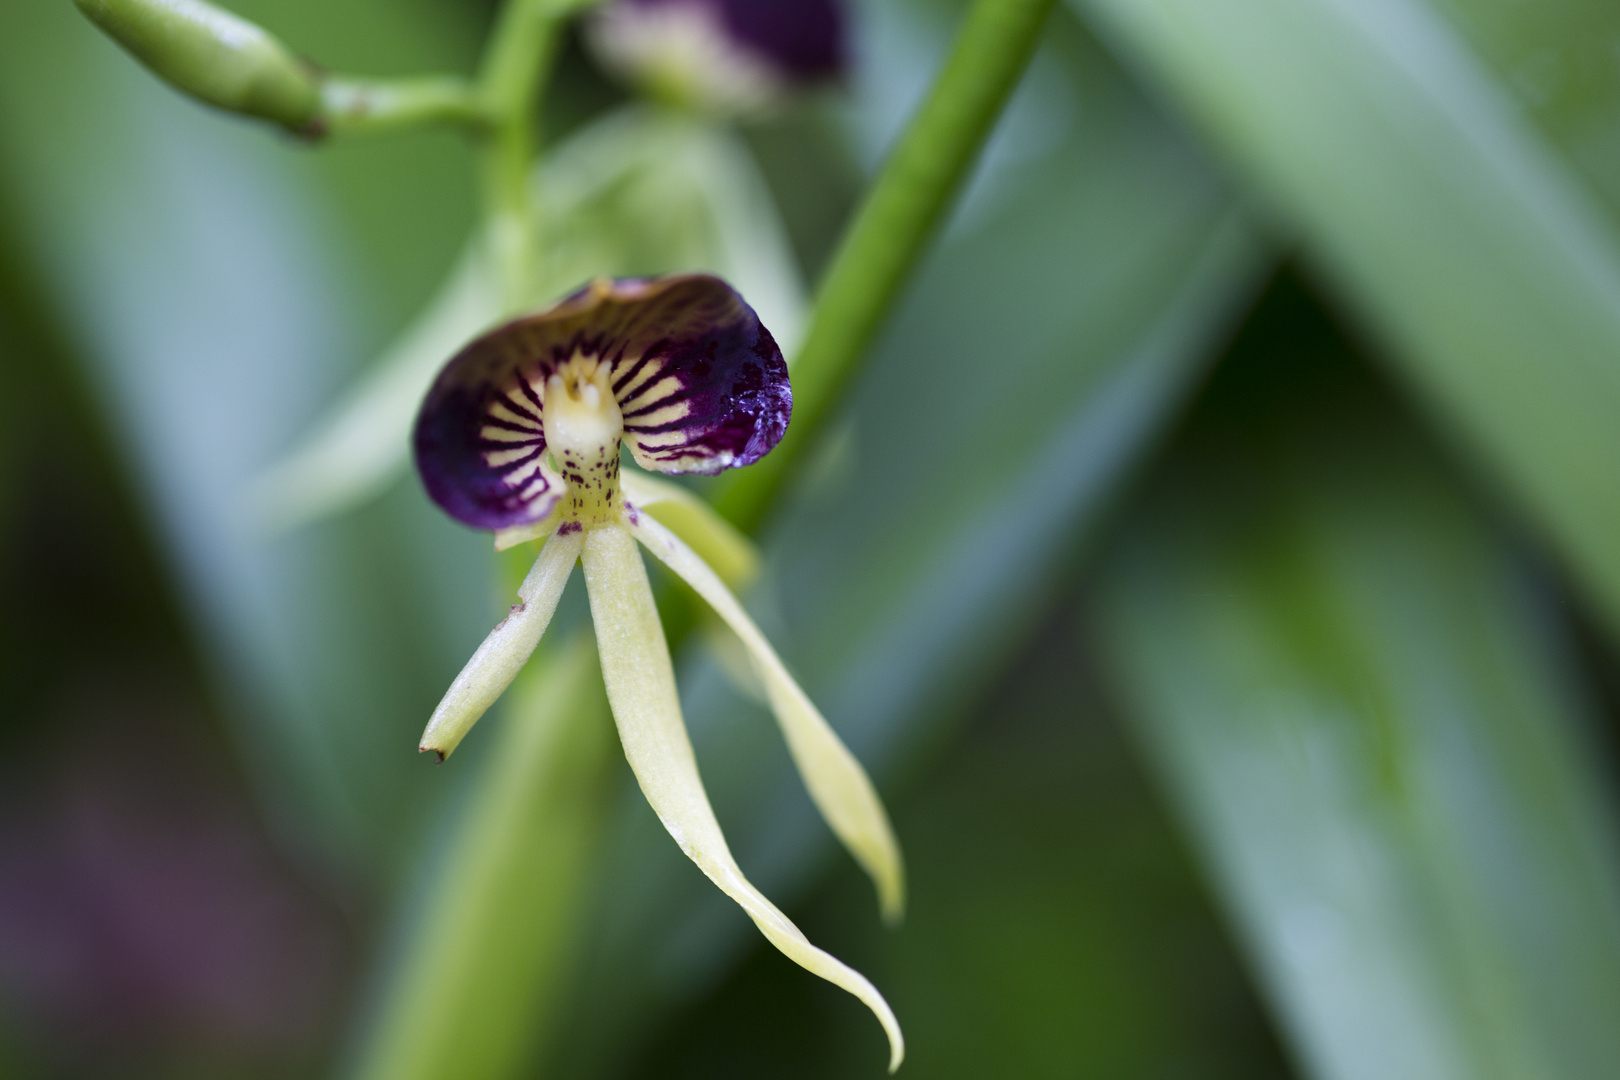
494,601 -> 527,631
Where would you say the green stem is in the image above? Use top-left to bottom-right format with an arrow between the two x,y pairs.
713,0 -> 1057,531
477,0 -> 569,313
318,76 -> 486,136
73,0 -> 509,139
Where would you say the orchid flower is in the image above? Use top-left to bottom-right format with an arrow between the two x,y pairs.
587,0 -> 846,115
253,109 -> 806,532
413,274 -> 905,1070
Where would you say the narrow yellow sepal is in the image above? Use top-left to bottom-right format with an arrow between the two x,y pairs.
494,511 -> 560,552
580,524 -> 903,1072
419,529 -> 581,761
621,468 -> 759,588
628,513 -> 906,925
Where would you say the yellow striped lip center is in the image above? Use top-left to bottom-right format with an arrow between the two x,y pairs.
541,352 -> 625,524
541,354 -> 623,459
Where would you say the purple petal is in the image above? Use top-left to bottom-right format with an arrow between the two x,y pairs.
606,276 -> 791,475
601,0 -> 845,90
413,275 -> 790,530
713,0 -> 845,81
414,367 -> 558,531
414,328 -> 560,531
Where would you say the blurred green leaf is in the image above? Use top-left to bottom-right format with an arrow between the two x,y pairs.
349,634 -> 616,1080
252,237 -> 502,532
1069,0 -> 1620,646
548,14 -> 1271,1074
1086,280 -> 1620,1080
1423,0 -> 1620,217
0,0 -> 491,877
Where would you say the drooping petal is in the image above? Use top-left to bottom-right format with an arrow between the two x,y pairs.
419,529 -> 583,760
629,513 -> 906,923
621,468 -> 759,587
618,472 -> 763,703
579,524 -> 903,1071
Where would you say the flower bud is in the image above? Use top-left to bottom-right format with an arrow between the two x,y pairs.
586,0 -> 847,116
74,0 -> 322,133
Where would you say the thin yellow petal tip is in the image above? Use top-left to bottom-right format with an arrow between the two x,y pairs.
884,1010 -> 906,1073
880,894 -> 905,929
878,854 -> 906,927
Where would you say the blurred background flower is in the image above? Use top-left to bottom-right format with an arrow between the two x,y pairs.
586,0 -> 846,115
2,0 -> 1620,1078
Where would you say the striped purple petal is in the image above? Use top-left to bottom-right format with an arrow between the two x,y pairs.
413,275 -> 790,530
413,341 -> 562,532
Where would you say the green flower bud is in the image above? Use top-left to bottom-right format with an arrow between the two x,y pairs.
74,0 -> 323,133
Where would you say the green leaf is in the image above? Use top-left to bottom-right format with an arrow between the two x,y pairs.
1085,285 -> 1620,1080
1421,0 -> 1620,217
1069,0 -> 1620,645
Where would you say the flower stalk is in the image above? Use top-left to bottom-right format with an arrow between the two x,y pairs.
477,0 -> 565,312
318,76 -> 485,136
74,0 -> 324,133
72,0 -> 600,143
